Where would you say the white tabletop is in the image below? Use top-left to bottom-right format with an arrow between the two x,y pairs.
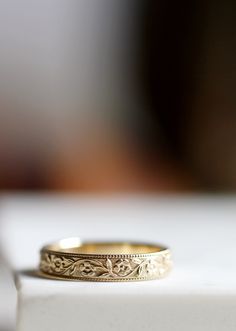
1,195 -> 236,331
0,259 -> 16,331
1,195 -> 236,293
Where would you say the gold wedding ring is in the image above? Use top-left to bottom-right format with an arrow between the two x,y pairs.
39,238 -> 172,282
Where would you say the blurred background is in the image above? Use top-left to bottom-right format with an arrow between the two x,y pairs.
0,0 -> 235,193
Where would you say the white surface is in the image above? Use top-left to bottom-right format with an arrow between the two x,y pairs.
1,195 -> 236,331
0,259 -> 16,331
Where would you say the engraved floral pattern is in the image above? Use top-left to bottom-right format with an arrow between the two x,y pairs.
40,254 -> 77,275
113,259 -> 132,276
79,261 -> 96,276
52,257 -> 67,272
40,251 -> 171,280
145,259 -> 158,276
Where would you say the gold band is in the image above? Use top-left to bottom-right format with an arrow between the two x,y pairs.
39,238 -> 172,282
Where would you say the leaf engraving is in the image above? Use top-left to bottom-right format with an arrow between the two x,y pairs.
132,258 -> 142,264
106,259 -> 113,273
137,264 -> 144,276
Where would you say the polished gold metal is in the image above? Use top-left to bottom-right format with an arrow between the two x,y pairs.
39,238 -> 172,282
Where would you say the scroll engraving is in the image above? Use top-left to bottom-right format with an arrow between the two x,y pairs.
40,251 -> 171,280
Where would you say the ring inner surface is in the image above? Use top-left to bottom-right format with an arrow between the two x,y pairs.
48,242 -> 164,255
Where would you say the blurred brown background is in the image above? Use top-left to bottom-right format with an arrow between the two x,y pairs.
0,0 -> 235,192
